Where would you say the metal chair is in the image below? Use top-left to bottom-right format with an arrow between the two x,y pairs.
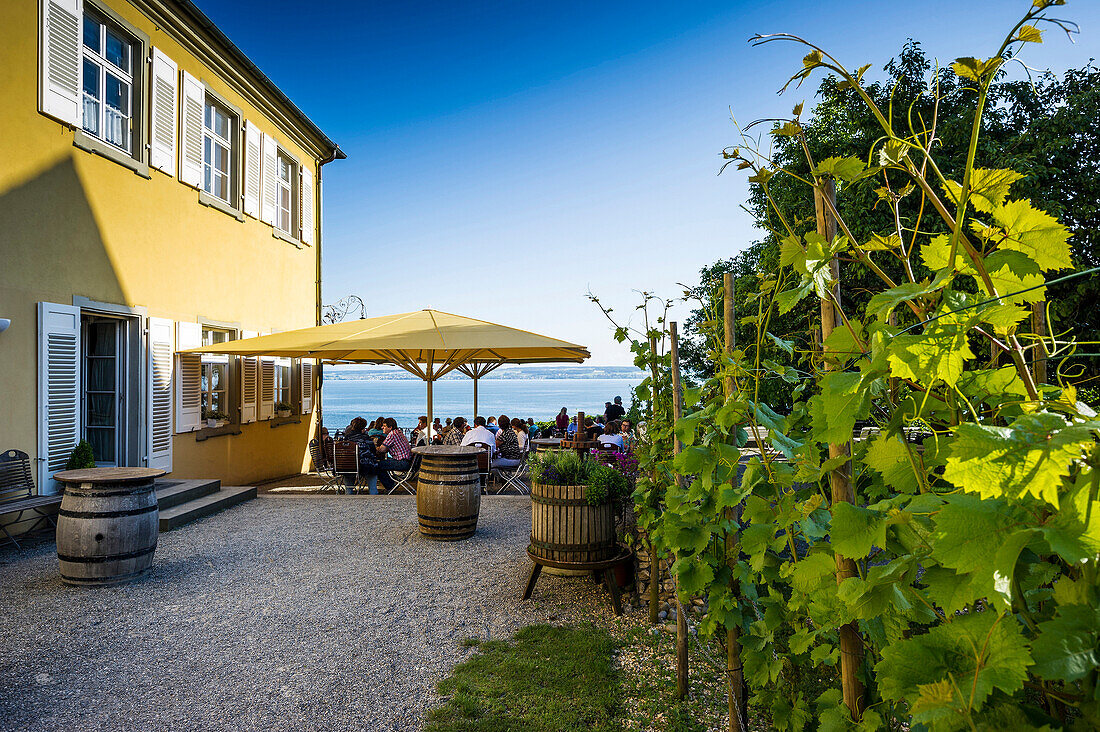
491,447 -> 530,495
307,439 -> 344,492
471,441 -> 493,492
331,441 -> 362,492
387,453 -> 421,495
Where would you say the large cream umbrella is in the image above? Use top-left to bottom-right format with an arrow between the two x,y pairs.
183,309 -> 590,432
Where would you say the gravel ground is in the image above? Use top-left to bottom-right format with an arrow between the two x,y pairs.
0,495 -> 625,732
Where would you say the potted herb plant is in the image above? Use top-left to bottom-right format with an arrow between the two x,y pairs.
527,450 -> 631,567
275,401 -> 293,418
203,408 -> 229,428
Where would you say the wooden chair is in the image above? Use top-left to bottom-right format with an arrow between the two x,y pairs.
331,441 -> 362,492
307,439 -> 343,492
0,449 -> 62,549
471,441 -> 493,492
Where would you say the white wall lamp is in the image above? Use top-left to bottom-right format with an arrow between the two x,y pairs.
0,319 -> 10,333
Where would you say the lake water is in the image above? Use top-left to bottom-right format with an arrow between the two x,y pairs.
321,377 -> 642,431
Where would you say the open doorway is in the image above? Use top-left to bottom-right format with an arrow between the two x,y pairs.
81,314 -> 139,466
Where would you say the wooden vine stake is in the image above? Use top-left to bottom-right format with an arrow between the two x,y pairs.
648,334 -> 661,626
724,272 -> 747,732
669,322 -> 689,700
815,179 -> 866,720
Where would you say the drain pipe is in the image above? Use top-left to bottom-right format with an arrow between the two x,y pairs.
314,144 -> 346,439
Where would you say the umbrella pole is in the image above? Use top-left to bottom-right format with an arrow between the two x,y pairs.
426,378 -> 433,443
473,375 -> 478,421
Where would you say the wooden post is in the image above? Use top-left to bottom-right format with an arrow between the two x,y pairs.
723,274 -> 746,732
648,335 -> 661,626
1031,302 -> 1048,385
473,373 -> 479,420
814,179 -> 865,721
670,322 -> 689,700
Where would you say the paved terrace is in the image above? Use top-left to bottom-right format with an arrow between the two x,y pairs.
0,495 -> 620,731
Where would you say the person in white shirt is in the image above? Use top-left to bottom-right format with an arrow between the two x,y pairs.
461,416 -> 497,455
598,421 -> 625,450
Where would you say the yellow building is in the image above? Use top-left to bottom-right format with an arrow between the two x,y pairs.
0,0 -> 343,509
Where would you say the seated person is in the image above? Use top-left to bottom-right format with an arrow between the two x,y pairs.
566,416 -> 578,437
341,417 -> 376,494
495,414 -> 511,450
555,407 -> 569,433
620,419 -> 637,452
494,418 -> 525,468
598,421 -> 624,450
461,416 -> 497,454
526,418 -> 539,439
486,416 -> 500,434
367,417 -> 385,439
410,415 -> 429,446
584,417 -> 603,442
443,417 -> 467,445
360,418 -> 413,493
512,417 -> 529,451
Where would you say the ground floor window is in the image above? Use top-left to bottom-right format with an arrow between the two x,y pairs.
274,359 -> 291,411
201,327 -> 232,420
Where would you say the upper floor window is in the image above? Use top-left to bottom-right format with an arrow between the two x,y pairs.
203,98 -> 235,203
81,11 -> 136,154
276,152 -> 295,234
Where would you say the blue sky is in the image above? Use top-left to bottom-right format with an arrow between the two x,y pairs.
199,0 -> 1100,366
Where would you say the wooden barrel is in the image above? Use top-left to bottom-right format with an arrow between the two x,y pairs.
415,447 -> 481,541
530,482 -> 616,565
54,468 -> 163,586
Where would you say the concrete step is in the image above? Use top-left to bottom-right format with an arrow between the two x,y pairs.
155,479 -> 221,510
159,486 -> 257,531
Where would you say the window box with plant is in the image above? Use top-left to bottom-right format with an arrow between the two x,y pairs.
527,450 -> 632,567
274,402 -> 293,418
202,408 -> 229,429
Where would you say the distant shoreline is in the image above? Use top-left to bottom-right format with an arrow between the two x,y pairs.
324,366 -> 644,382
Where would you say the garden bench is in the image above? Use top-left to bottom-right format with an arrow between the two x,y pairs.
0,449 -> 62,549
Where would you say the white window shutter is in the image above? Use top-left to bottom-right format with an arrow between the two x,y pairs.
240,330 -> 258,423
39,0 -> 82,126
299,165 -> 315,245
147,318 -> 174,471
243,121 -> 261,218
259,357 -> 275,420
179,71 -> 204,188
175,321 -> 202,432
37,302 -> 81,495
300,359 -> 314,414
260,133 -> 278,225
149,48 -> 178,176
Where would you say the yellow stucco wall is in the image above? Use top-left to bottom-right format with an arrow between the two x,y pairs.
0,0 -> 325,487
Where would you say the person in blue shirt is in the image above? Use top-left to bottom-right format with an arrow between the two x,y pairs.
486,416 -> 500,434
566,416 -> 578,437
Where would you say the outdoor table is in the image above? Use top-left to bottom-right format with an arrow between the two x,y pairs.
530,438 -> 562,453
411,446 -> 482,540
53,467 -> 165,585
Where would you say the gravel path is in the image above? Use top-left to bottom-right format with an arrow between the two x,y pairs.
0,495 -> 624,732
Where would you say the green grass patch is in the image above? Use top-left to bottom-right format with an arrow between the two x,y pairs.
424,623 -> 621,732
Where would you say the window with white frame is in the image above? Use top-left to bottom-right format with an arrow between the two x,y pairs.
81,10 -> 137,153
274,359 -> 291,411
203,98 -> 235,203
276,152 -> 295,234
200,327 -> 233,421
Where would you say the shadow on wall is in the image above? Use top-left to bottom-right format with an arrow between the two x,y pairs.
0,153 -> 127,458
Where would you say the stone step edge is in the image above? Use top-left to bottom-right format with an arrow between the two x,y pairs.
158,486 -> 257,531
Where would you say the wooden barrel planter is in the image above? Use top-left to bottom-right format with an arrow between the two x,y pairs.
53,468 -> 164,586
529,482 -> 616,564
414,446 -> 481,541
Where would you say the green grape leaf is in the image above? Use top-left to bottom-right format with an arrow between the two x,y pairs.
921,233 -> 976,274
860,233 -> 901,251
951,56 -> 1004,83
876,610 -> 1032,717
831,501 -> 888,559
941,169 -> 1023,214
775,283 -> 813,314
668,522 -> 712,555
1030,605 -> 1100,682
942,413 -> 1098,507
957,366 -> 1029,402
1015,24 -> 1043,44
877,139 -> 909,166
813,156 -> 868,182
810,371 -> 872,444
866,275 -> 944,320
791,551 -> 836,593
991,199 -> 1073,272
823,321 -> 866,362
931,494 -> 1023,597
977,303 -> 1030,333
671,554 -> 716,597
983,255 -> 1046,305
1041,465 -> 1100,562
920,566 -> 983,614
864,431 -> 923,494
887,320 -> 975,388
